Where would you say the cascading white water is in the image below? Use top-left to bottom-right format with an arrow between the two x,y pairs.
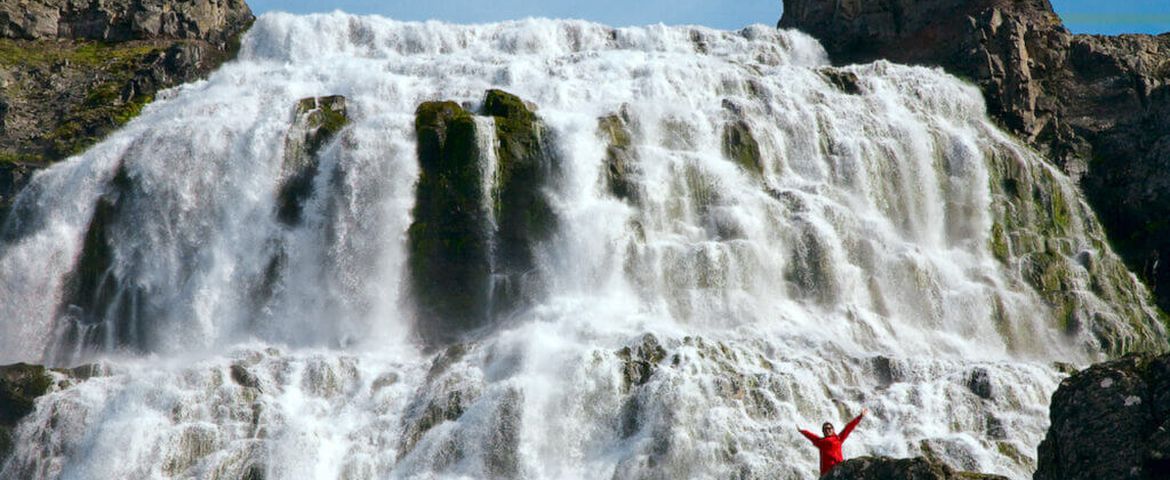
0,12 -> 1163,480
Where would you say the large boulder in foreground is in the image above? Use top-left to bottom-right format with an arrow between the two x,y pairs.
822,456 -> 1007,480
778,0 -> 1170,317
1035,354 -> 1170,480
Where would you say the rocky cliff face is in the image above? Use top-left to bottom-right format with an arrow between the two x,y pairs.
779,0 -> 1170,314
1035,354 -> 1170,479
0,0 -> 253,223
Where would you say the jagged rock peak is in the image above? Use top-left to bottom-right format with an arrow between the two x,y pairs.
0,0 -> 254,47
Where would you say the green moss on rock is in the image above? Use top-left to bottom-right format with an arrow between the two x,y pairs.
480,89 -> 559,313
409,101 -> 491,344
598,109 -> 640,203
722,120 -> 763,177
986,145 -> 1168,356
275,96 -> 349,226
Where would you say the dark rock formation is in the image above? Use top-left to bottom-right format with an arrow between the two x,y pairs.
409,100 -> 492,343
822,455 -> 1008,479
408,90 -> 559,344
276,95 -> 348,226
0,0 -> 254,223
616,334 -> 667,391
1035,353 -> 1170,480
47,163 -> 156,364
0,363 -> 54,461
778,0 -> 1170,315
481,89 -> 559,315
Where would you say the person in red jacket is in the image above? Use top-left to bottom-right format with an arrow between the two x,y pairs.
798,408 -> 868,476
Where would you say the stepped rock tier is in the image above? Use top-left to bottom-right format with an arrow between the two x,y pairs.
0,10 -> 1167,480
779,0 -> 1170,313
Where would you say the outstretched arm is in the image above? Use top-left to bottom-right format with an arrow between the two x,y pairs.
798,428 -> 823,445
839,408 -> 868,442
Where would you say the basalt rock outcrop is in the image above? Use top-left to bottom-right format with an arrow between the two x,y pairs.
0,0 -> 254,223
1035,353 -> 1170,480
408,90 -> 560,344
778,0 -> 1170,315
822,455 -> 1008,479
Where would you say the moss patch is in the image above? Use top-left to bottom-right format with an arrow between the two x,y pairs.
276,96 -> 349,226
722,120 -> 763,177
0,39 -> 158,68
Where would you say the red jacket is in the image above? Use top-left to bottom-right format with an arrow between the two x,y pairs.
800,414 -> 863,476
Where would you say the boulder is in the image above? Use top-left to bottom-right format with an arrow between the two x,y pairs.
822,455 -> 1007,480
1035,353 -> 1170,479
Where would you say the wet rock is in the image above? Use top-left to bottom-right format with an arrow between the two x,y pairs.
50,164 -> 152,363
230,364 -> 260,390
408,101 -> 491,344
616,334 -> 667,391
818,67 -> 862,95
275,95 -> 348,226
870,356 -> 902,387
598,108 -> 639,203
398,385 -> 473,459
371,372 -> 399,391
484,387 -> 523,478
1035,353 -> 1170,480
481,89 -> 559,315
721,119 -> 763,177
822,455 -> 1007,480
0,363 -> 54,460
408,90 -> 560,343
966,368 -> 993,400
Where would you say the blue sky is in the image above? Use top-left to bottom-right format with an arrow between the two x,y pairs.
249,0 -> 1169,35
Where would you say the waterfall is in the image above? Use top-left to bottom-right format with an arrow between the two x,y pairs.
0,12 -> 1164,479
